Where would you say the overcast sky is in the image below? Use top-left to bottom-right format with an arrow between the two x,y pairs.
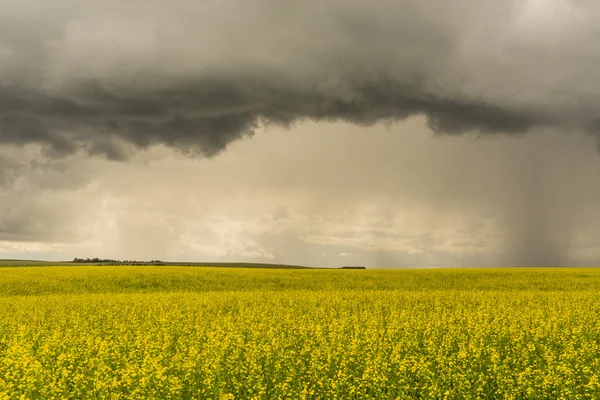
2,0 -> 600,267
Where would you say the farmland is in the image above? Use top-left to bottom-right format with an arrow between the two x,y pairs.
1,267 -> 600,399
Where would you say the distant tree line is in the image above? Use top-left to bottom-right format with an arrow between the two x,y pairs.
72,258 -> 166,266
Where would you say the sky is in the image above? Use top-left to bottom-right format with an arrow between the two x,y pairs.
1,0 -> 600,267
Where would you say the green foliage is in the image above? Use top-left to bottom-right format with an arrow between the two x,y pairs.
1,267 -> 600,399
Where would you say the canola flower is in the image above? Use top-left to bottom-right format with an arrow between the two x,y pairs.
0,267 -> 600,399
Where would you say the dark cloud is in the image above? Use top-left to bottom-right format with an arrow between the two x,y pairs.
2,0 -> 600,267
0,0 -> 595,158
0,80 -> 539,159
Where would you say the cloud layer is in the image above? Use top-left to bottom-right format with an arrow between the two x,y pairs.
2,0 -> 600,267
2,0 -> 600,158
2,121 -> 600,267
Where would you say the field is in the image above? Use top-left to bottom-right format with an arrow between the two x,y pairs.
1,267 -> 600,399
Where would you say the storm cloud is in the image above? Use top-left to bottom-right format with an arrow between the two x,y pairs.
2,0 -> 600,267
1,0 -> 599,157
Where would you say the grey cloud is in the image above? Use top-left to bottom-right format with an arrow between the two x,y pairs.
0,193 -> 77,242
2,121 -> 600,266
4,0 -> 600,268
0,144 -> 101,243
0,0 -> 595,158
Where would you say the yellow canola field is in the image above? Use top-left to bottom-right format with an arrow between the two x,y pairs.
1,267 -> 600,399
